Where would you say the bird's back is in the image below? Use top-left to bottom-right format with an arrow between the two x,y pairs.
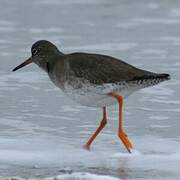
65,52 -> 166,83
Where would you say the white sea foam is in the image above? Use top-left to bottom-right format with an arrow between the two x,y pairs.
52,172 -> 119,180
0,173 -> 119,180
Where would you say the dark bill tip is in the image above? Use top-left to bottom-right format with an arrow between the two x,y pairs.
12,57 -> 32,72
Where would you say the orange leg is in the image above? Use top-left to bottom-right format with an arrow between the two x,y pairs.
110,93 -> 133,153
84,107 -> 107,150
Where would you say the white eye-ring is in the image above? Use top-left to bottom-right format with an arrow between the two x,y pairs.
32,48 -> 38,56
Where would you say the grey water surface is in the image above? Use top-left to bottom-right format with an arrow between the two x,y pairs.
0,0 -> 180,179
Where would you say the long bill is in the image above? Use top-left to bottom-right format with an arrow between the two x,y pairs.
12,57 -> 32,72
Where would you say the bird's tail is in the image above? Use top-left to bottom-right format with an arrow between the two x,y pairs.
156,73 -> 171,81
129,73 -> 171,88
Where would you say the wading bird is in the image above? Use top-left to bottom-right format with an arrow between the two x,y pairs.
13,40 -> 170,153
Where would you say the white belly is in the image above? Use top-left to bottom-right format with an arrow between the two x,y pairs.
62,81 -> 139,107
49,73 -> 157,107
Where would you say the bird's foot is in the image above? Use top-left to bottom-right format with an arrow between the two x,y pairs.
83,144 -> 91,151
118,130 -> 133,153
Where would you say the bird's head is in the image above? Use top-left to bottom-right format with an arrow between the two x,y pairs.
12,40 -> 61,72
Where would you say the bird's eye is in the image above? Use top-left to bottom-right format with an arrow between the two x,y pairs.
32,49 -> 38,56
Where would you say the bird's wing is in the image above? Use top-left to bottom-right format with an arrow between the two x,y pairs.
65,52 -> 155,85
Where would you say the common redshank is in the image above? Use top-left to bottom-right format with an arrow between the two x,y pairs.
12,40 -> 170,153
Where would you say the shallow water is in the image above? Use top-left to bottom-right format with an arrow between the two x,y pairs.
0,0 -> 180,179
